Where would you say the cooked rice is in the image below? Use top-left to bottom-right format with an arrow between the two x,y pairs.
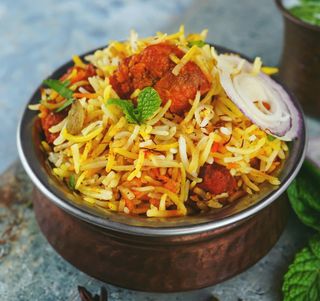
34,27 -> 288,217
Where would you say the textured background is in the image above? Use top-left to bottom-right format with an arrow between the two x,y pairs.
1,0 -> 320,300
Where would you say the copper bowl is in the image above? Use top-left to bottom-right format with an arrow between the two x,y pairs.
17,45 -> 306,292
276,0 -> 320,117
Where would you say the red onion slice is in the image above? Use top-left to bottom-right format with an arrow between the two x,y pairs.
217,54 -> 301,141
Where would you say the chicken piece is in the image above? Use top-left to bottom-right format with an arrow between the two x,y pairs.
109,56 -> 134,99
41,112 -> 66,144
198,163 -> 238,196
138,43 -> 184,79
109,43 -> 211,115
154,62 -> 211,115
110,43 -> 183,99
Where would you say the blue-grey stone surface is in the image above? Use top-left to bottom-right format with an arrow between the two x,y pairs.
0,0 -> 319,300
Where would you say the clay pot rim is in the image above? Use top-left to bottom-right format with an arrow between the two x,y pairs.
275,0 -> 320,32
17,45 -> 307,237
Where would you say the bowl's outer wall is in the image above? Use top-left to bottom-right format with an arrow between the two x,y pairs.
276,0 -> 320,117
33,188 -> 289,292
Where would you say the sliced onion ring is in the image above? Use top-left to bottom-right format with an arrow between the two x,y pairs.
217,54 -> 301,141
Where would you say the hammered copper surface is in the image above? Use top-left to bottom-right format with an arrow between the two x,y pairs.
33,189 -> 289,292
276,0 -> 320,117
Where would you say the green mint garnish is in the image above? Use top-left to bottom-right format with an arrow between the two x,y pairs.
287,160 -> 320,231
282,234 -> 320,301
267,134 -> 276,141
106,87 -> 161,124
107,98 -> 139,124
188,40 -> 206,48
282,161 -> 320,301
55,98 -> 75,113
43,79 -> 74,112
68,174 -> 76,190
43,79 -> 73,99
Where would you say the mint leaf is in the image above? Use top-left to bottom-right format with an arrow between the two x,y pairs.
188,40 -> 206,48
55,98 -> 74,112
289,4 -> 320,27
287,161 -> 320,231
267,134 -> 276,141
106,87 -> 161,124
43,79 -> 73,99
68,174 -> 76,190
107,99 -> 139,124
283,234 -> 320,301
136,87 -> 161,122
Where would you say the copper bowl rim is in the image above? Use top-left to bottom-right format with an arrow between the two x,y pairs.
275,0 -> 320,32
17,44 -> 307,237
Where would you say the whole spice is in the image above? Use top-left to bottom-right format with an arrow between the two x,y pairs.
66,100 -> 85,135
78,286 -> 108,301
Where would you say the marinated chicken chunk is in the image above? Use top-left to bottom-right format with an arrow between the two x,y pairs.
110,43 -> 211,114
198,163 -> 238,196
41,111 -> 66,144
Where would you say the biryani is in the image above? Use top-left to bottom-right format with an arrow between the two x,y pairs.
29,26 -> 300,217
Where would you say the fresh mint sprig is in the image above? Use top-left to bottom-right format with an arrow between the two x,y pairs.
282,234 -> 320,301
283,161 -> 320,301
55,98 -> 74,113
43,79 -> 73,99
267,134 -> 276,141
287,160 -> 320,231
42,79 -> 74,112
106,87 -> 161,124
107,99 -> 138,124
68,174 -> 76,190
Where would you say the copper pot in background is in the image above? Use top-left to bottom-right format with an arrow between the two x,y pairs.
276,0 -> 320,118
